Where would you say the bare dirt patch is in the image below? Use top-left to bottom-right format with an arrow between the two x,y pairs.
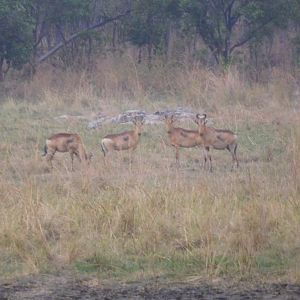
1,272 -> 300,299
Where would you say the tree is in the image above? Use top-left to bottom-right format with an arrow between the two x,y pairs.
29,0 -> 130,65
180,0 -> 298,66
0,0 -> 33,80
127,0 -> 180,64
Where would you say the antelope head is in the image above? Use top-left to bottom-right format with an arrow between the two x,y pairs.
132,116 -> 145,136
164,114 -> 176,133
195,113 -> 207,126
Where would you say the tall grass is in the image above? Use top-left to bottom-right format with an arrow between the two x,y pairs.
0,61 -> 300,281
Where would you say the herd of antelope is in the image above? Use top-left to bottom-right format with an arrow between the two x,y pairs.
42,114 -> 239,172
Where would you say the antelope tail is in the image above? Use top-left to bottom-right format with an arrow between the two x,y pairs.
100,140 -> 108,156
234,144 -> 238,155
42,144 -> 48,156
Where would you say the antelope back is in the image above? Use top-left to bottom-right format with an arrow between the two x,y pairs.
47,133 -> 77,152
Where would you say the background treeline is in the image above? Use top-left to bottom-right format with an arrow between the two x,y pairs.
1,0 -> 300,81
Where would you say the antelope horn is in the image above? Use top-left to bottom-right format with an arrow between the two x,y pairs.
196,113 -> 207,119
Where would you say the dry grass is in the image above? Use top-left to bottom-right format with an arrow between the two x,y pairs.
0,62 -> 300,282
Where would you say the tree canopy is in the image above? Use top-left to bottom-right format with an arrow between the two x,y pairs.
0,0 -> 300,79
0,0 -> 33,79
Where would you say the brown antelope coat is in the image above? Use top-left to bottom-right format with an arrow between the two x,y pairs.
165,114 -> 203,164
196,114 -> 239,171
100,116 -> 144,156
43,133 -> 91,170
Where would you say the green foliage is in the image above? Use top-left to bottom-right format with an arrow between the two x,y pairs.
127,0 -> 180,53
179,0 -> 299,66
1,0 -> 300,75
35,0 -> 92,25
0,0 -> 33,69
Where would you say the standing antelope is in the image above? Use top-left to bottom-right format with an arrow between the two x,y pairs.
100,116 -> 144,157
195,114 -> 239,171
42,133 -> 92,171
165,114 -> 203,165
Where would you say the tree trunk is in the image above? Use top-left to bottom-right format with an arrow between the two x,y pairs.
0,58 -> 4,82
147,44 -> 152,67
0,58 -> 10,81
36,10 -> 130,64
138,48 -> 142,64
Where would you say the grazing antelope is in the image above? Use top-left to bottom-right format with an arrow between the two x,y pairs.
195,114 -> 239,171
165,114 -> 203,165
42,133 -> 92,171
100,116 -> 144,157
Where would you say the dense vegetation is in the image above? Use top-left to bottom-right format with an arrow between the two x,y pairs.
1,0 -> 300,80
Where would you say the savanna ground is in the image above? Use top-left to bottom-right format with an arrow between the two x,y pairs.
0,62 -> 300,298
